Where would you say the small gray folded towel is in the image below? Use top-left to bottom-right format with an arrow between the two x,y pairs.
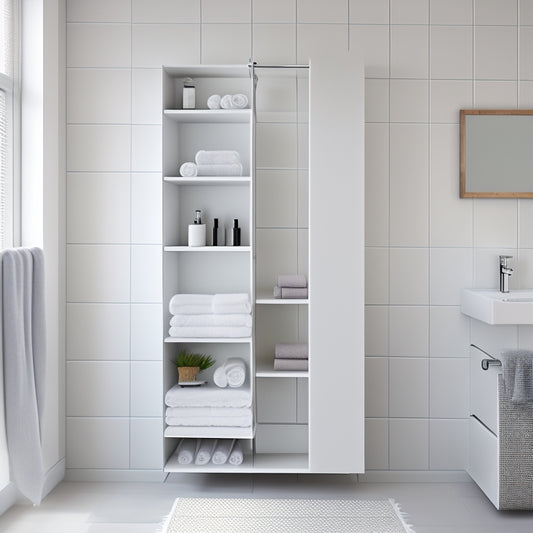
274,359 -> 308,371
275,343 -> 308,359
502,350 -> 533,403
277,274 -> 307,288
273,286 -> 308,299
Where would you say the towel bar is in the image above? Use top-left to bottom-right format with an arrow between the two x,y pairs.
481,358 -> 502,371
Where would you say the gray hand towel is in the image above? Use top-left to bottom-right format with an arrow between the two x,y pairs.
502,350 -> 533,403
274,358 -> 308,371
275,343 -> 309,359
277,274 -> 307,288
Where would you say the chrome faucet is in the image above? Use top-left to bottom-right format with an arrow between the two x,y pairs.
499,255 -> 513,293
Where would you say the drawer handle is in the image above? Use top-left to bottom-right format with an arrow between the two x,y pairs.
481,358 -> 502,371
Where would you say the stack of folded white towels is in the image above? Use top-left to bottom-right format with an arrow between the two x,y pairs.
172,438 -> 244,466
165,379 -> 252,429
273,274 -> 308,299
179,150 -> 243,177
207,93 -> 248,110
274,343 -> 308,371
168,293 -> 252,338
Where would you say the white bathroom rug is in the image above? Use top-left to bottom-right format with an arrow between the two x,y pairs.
161,497 -> 415,532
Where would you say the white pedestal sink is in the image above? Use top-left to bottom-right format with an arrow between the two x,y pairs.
461,289 -> 533,324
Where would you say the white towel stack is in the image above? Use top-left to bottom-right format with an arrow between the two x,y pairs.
168,294 -> 252,338
172,438 -> 244,466
179,150 -> 243,177
165,383 -> 252,431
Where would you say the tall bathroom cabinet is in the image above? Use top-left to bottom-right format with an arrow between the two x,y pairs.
161,52 -> 364,474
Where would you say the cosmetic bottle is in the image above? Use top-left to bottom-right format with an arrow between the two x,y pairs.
188,209 -> 206,247
212,218 -> 220,246
232,219 -> 241,246
182,77 -> 195,109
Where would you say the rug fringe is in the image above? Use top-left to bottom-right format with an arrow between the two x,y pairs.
158,497 -> 181,533
389,498 -> 416,533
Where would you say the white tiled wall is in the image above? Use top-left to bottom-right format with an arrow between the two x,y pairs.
65,0 -> 533,476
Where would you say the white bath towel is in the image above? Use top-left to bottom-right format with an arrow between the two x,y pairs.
213,366 -> 228,388
170,314 -> 252,328
179,162 -> 197,177
213,293 -> 251,315
176,438 -> 197,465
195,150 -> 241,165
169,294 -> 213,316
165,383 -> 252,408
225,357 -> 246,388
228,440 -> 243,465
220,94 -> 233,109
207,94 -> 221,109
196,163 -> 243,177
168,326 -> 252,338
212,439 -> 235,464
231,94 -> 248,109
194,438 -> 216,465
165,408 -> 252,427
166,407 -> 251,419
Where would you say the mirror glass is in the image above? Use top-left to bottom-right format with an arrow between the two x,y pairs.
460,110 -> 533,198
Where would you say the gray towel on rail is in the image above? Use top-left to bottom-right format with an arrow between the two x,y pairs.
275,343 -> 308,359
501,350 -> 533,404
277,274 -> 307,288
2,248 -> 46,504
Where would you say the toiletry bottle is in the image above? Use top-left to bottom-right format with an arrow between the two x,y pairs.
212,218 -> 219,246
188,209 -> 206,247
182,77 -> 195,109
232,219 -> 241,246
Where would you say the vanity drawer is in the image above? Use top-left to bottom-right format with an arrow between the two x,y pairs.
470,344 -> 499,435
468,416 -> 499,509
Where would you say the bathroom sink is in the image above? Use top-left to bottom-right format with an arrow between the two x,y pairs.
461,289 -> 533,324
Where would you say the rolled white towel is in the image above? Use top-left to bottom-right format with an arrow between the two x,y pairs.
170,314 -> 252,328
195,150 -> 241,165
179,162 -> 197,177
207,94 -> 221,109
195,439 -> 216,466
228,440 -> 243,465
220,94 -> 233,109
196,163 -> 243,177
176,438 -> 197,465
231,94 -> 248,109
212,439 -> 235,465
213,366 -> 228,388
225,357 -> 246,388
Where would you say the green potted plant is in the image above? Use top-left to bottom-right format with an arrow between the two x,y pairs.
176,350 -> 215,382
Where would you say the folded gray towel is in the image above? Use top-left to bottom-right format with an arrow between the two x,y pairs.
277,274 -> 307,288
502,350 -> 533,403
275,343 -> 308,359
274,358 -> 308,371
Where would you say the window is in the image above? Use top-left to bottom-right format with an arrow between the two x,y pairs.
0,0 -> 15,249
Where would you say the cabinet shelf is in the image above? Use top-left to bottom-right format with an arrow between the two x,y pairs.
164,337 -> 252,344
164,425 -> 254,439
255,295 -> 309,305
164,109 -> 251,123
164,176 -> 251,185
164,246 -> 251,253
255,361 -> 308,378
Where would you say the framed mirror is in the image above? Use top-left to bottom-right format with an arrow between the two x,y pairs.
460,109 -> 533,198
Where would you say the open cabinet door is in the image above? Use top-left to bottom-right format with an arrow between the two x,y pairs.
308,49 -> 365,473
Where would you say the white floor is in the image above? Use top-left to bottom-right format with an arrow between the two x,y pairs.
0,475 -> 532,532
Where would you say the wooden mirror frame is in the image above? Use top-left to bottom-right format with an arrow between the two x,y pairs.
460,109 -> 533,198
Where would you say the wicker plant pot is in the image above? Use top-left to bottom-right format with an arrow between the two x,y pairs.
178,366 -> 200,382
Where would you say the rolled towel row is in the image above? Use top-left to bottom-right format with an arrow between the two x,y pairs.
209,93 -> 248,110
214,357 -> 247,389
277,274 -> 307,288
176,438 -> 243,466
195,150 -> 241,165
274,358 -> 308,371
273,286 -> 308,299
170,314 -> 252,328
179,162 -> 243,177
275,343 -> 308,360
